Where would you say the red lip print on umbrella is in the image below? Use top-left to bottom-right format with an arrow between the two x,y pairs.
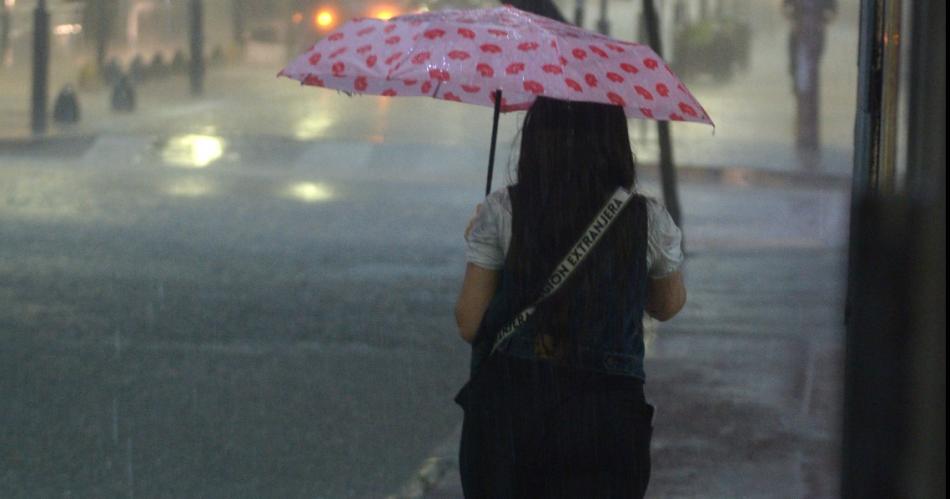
279,5 -> 713,195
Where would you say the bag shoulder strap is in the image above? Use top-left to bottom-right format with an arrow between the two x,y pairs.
490,187 -> 637,356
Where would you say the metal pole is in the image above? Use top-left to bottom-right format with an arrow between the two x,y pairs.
31,0 -> 50,135
94,0 -> 109,68
189,0 -> 205,96
846,0 -> 884,324
878,0 -> 902,193
851,0 -> 882,198
642,0 -> 683,228
597,0 -> 610,35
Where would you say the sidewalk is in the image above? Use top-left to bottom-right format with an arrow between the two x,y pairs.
0,62 -> 241,143
411,192 -> 845,497
2,63 -> 850,184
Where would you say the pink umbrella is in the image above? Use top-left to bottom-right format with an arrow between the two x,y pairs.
279,5 -> 713,191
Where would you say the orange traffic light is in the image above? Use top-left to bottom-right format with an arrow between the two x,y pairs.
314,9 -> 336,30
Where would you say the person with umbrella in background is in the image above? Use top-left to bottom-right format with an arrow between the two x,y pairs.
784,0 -> 837,157
279,6 -> 706,496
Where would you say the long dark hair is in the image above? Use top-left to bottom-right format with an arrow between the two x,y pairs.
504,96 -> 644,362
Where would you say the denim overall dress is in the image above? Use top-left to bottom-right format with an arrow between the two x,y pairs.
454,195 -> 655,498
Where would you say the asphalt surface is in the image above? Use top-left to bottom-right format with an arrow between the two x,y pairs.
0,145 -> 481,498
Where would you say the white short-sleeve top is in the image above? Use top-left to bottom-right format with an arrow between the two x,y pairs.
465,188 -> 684,278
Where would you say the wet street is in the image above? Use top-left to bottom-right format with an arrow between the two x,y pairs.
0,131 -> 848,498
0,142 -> 482,497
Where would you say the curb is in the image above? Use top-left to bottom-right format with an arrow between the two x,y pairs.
637,161 -> 850,190
385,425 -> 461,499
0,131 -> 850,191
0,133 -> 98,157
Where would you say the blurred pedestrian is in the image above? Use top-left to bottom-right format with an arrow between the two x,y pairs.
783,0 -> 837,155
454,96 -> 686,498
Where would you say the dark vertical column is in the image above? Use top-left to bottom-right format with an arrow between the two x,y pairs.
0,2 -> 11,65
642,0 -> 683,229
31,0 -> 50,135
94,0 -> 109,68
903,0 -> 944,203
842,0 -> 946,497
189,0 -> 205,96
574,0 -> 586,26
846,0 -> 883,322
232,0 -> 247,49
597,0 -> 610,34
892,0 -> 945,493
842,195 -> 912,499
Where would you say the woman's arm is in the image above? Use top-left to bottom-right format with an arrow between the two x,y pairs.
646,270 -> 687,321
454,263 -> 500,343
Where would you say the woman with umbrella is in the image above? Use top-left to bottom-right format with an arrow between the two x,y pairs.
454,95 -> 686,497
280,6 -> 703,496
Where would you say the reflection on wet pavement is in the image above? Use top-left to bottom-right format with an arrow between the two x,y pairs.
165,176 -> 216,198
286,181 -> 335,203
161,134 -> 225,169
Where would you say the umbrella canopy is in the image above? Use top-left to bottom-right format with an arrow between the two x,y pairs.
279,5 -> 713,126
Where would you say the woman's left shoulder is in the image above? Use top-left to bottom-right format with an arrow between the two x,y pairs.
485,186 -> 513,215
638,195 -> 672,220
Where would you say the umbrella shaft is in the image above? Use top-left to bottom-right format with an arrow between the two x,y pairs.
486,90 -> 502,197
